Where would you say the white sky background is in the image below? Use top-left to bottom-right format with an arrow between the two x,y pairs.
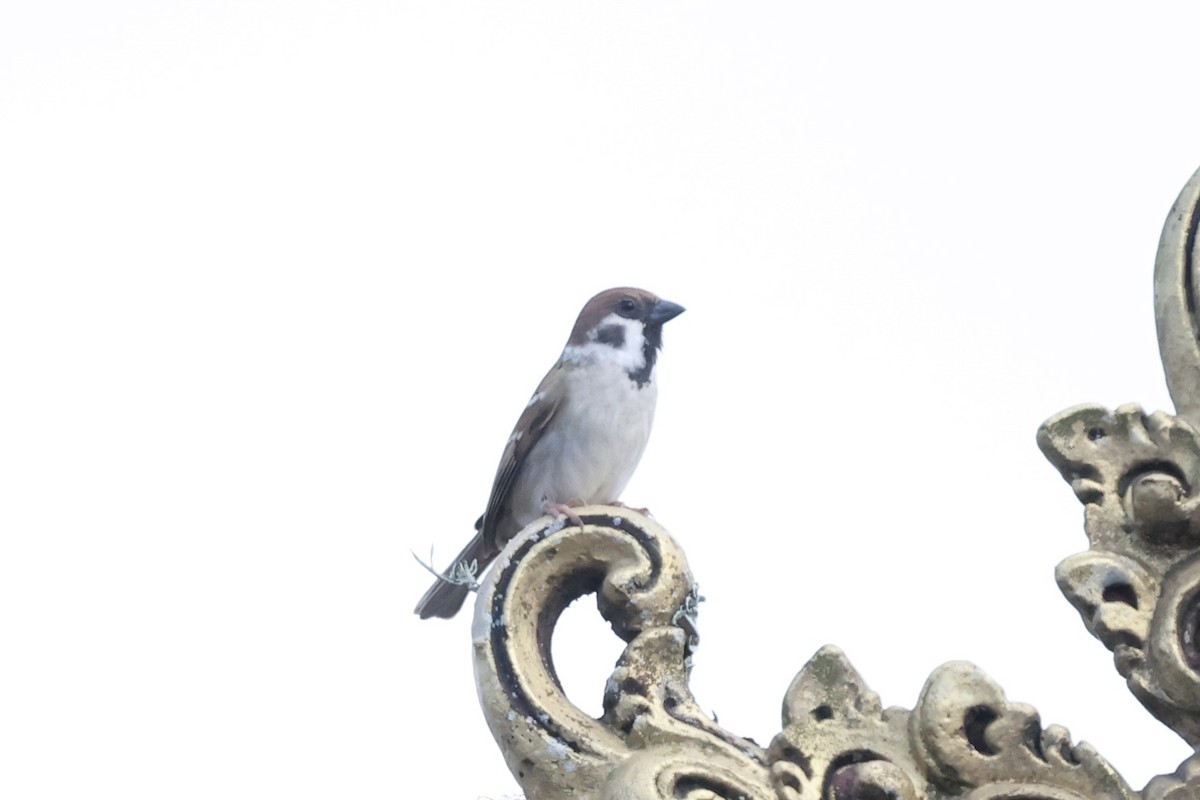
4,1 -> 1200,797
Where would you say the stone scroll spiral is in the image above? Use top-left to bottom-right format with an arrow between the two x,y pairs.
471,508 -> 771,800
468,168 -> 1200,799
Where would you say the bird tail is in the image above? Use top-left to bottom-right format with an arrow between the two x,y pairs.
413,533 -> 492,620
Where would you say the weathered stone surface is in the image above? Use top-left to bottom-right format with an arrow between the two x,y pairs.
1143,752 -> 1200,800
1035,169 -> 1200,750
471,509 -> 1141,800
472,507 -> 767,800
1154,166 -> 1200,426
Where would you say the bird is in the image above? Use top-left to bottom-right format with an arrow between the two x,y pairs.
414,287 -> 685,619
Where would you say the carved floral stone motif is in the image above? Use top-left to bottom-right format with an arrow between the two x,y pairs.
465,167 -> 1200,799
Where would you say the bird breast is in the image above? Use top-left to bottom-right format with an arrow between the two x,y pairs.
511,362 -> 657,524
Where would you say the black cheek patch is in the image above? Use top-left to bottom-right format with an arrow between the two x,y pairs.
595,324 -> 626,348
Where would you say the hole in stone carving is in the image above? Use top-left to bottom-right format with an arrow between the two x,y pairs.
674,776 -> 746,799
778,746 -> 813,778
963,706 -> 999,755
663,695 -> 678,711
822,750 -> 886,800
1102,581 -> 1139,609
551,595 -> 627,719
812,704 -> 833,721
1058,739 -> 1080,765
1087,427 -> 1107,441
1180,591 -> 1200,670
1118,461 -> 1191,499
778,770 -> 802,793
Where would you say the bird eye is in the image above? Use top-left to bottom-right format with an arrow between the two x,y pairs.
617,298 -> 638,316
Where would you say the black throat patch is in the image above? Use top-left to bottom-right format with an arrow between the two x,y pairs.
626,324 -> 662,389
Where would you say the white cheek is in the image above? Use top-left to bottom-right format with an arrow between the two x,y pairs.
562,314 -> 647,372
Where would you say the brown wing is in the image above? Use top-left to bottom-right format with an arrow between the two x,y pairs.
476,365 -> 564,553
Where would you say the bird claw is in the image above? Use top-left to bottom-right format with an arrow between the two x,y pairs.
540,499 -> 651,528
543,500 -> 585,527
609,499 -> 651,516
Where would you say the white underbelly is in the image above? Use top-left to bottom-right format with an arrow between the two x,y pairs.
510,368 -> 656,523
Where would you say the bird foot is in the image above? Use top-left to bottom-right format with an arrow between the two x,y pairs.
543,500 -> 585,527
609,499 -> 651,516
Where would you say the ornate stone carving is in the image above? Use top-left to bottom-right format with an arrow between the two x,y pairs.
473,508 -> 1140,800
1038,404 -> 1200,745
1154,165 -> 1200,426
1143,752 -> 1200,800
462,167 -> 1200,799
472,508 -> 771,800
1035,167 -> 1200,752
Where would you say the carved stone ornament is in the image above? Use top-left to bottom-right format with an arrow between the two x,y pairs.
467,168 -> 1200,799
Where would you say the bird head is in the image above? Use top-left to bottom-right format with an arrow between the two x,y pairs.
563,288 -> 685,386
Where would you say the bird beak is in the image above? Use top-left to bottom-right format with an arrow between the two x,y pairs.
647,299 -> 685,325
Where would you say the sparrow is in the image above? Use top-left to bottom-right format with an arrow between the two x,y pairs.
414,287 -> 685,619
